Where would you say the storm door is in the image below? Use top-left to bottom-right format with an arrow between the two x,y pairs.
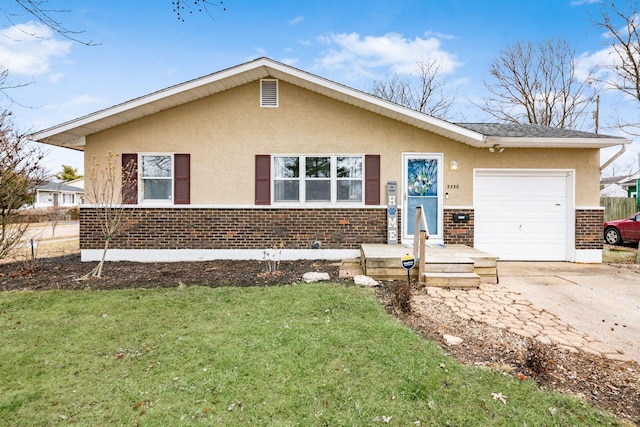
402,154 -> 443,243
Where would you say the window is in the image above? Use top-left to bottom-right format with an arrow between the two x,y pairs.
63,193 -> 75,204
141,154 -> 173,202
121,153 -> 190,205
274,156 -> 299,202
337,156 -> 363,202
305,156 -> 331,202
273,155 -> 363,204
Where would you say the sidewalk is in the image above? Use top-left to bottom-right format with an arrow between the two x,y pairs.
21,221 -> 79,242
424,262 -> 640,364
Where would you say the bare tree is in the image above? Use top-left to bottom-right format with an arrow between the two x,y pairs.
371,58 -> 455,119
172,0 -> 226,21
0,110 -> 47,260
0,0 -> 96,45
595,1 -> 640,133
79,151 -> 136,279
477,39 -> 598,129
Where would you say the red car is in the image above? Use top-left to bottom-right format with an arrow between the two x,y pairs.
604,211 -> 640,245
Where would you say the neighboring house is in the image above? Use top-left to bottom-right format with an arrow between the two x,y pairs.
33,182 -> 85,208
31,58 -> 631,263
600,183 -> 628,198
66,177 -> 85,190
620,171 -> 639,199
601,171 -> 640,200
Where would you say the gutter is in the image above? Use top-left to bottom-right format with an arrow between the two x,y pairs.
600,144 -> 627,172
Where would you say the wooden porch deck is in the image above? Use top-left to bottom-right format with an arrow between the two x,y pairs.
360,244 -> 499,287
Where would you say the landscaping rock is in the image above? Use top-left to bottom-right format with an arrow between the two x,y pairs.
443,334 -> 464,346
302,272 -> 330,283
354,275 -> 379,287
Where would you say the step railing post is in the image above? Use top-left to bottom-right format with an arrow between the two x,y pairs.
413,206 -> 429,285
419,230 -> 427,285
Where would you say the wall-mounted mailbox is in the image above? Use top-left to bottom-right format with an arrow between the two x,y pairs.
452,213 -> 470,223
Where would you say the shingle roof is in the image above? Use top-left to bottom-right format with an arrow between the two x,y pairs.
36,182 -> 84,193
456,123 -> 617,139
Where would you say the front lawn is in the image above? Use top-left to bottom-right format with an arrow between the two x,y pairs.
1,284 -> 621,426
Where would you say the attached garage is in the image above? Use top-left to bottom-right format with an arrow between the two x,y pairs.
474,169 -> 574,261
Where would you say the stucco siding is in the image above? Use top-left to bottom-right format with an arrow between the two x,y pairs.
84,80 -> 601,207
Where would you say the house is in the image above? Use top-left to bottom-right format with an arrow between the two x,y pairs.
620,171 -> 639,199
600,175 -> 629,197
66,177 -> 85,190
32,181 -> 85,208
31,57 -> 631,263
601,171 -> 640,201
600,183 -> 628,198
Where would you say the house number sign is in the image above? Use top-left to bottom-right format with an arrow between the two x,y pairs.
387,181 -> 398,245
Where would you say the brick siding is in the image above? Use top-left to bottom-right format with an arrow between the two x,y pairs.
80,207 -> 388,250
443,208 -> 474,246
80,207 -> 600,253
575,209 -> 604,250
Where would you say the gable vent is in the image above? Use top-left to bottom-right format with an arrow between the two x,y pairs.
260,79 -> 278,107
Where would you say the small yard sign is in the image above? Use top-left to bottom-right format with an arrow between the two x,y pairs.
401,253 -> 415,270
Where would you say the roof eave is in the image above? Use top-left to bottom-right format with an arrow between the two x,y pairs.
29,58 -> 487,149
485,136 -> 632,149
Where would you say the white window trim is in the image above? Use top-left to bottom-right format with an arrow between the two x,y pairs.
272,155 -> 365,206
139,153 -> 174,205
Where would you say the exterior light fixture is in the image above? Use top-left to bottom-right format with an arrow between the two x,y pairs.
489,144 -> 504,153
449,160 -> 458,171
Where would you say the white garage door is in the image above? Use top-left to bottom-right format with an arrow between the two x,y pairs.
474,170 -> 572,261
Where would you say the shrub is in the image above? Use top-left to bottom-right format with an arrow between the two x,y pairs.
524,338 -> 556,382
391,280 -> 412,313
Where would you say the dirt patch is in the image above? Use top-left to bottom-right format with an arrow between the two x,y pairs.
0,254 -> 345,291
1,254 -> 639,425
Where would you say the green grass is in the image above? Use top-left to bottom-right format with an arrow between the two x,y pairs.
0,284 -> 621,426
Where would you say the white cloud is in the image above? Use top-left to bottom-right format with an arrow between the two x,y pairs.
423,31 -> 457,41
48,73 -> 64,83
289,16 -> 304,25
575,45 -> 639,97
315,32 -> 461,79
281,57 -> 299,66
0,21 -> 72,76
569,0 -> 599,6
44,94 -> 103,110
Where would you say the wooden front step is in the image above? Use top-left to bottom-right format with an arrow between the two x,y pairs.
363,257 -> 475,281
360,244 -> 499,285
422,272 -> 480,288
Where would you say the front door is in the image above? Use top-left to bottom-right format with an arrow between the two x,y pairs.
403,154 -> 443,243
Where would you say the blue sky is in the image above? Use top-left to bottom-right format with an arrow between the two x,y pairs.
1,0 -> 638,176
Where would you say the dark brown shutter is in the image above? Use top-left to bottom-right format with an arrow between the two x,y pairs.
174,154 -> 190,204
121,153 -> 138,204
364,154 -> 380,205
255,155 -> 271,205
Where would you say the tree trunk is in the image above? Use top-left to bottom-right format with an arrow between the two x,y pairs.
636,241 -> 640,264
95,238 -> 110,278
77,238 -> 110,281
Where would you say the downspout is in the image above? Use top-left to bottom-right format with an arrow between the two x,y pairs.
600,144 -> 627,172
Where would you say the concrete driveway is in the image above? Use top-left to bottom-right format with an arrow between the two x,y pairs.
499,262 -> 640,364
